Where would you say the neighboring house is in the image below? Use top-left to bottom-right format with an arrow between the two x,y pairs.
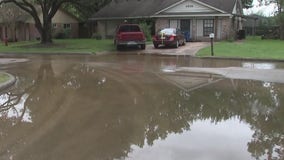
90,0 -> 244,41
0,8 -> 79,41
243,15 -> 259,36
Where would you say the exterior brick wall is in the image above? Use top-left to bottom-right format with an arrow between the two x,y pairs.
95,16 -> 241,42
220,17 -> 233,40
155,19 -> 169,32
71,23 -> 79,38
154,17 -> 235,41
97,21 -> 106,38
191,18 -> 197,41
97,20 -> 122,38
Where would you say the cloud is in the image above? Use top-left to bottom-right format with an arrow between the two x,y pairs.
243,0 -> 277,16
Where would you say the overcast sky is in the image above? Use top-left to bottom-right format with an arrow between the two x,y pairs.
243,0 -> 277,16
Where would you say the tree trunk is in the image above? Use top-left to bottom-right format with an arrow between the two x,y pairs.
33,13 -> 53,44
40,18 -> 53,44
280,13 -> 284,40
280,25 -> 284,40
278,1 -> 284,40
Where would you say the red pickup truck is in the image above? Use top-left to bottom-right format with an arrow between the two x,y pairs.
114,24 -> 146,50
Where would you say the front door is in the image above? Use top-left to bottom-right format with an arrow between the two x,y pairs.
180,19 -> 191,41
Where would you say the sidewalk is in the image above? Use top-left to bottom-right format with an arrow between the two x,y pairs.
175,67 -> 284,84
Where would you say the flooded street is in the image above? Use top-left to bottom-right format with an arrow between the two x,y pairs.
1,54 -> 284,160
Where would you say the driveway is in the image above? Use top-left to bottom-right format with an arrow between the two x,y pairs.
142,42 -> 210,56
107,42 -> 210,56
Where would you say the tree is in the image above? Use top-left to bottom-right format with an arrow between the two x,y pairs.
0,3 -> 26,41
242,0 -> 254,8
63,0 -> 111,20
258,0 -> 284,39
0,0 -> 110,44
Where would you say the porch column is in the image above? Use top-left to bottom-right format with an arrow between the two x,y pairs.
191,17 -> 197,41
214,16 -> 218,40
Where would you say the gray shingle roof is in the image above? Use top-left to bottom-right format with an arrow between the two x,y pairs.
91,0 -> 237,20
198,0 -> 236,13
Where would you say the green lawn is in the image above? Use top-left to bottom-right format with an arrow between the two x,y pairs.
0,39 -> 115,54
197,37 -> 284,60
0,73 -> 10,83
1,37 -> 284,60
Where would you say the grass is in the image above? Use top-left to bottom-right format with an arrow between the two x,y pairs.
0,39 -> 115,54
1,37 -> 284,60
0,73 -> 10,83
197,36 -> 284,60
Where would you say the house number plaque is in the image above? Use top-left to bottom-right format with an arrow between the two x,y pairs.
185,4 -> 194,8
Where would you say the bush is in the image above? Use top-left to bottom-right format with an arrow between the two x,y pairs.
54,28 -> 71,39
55,32 -> 66,39
91,33 -> 102,40
139,22 -> 152,41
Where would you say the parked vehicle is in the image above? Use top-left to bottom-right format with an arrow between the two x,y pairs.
152,28 -> 186,48
114,24 -> 146,50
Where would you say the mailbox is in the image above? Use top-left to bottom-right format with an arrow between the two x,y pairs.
209,33 -> 215,39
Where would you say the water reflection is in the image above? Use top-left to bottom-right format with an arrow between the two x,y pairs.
0,93 -> 32,123
0,55 -> 283,160
127,119 -> 253,160
242,62 -> 275,69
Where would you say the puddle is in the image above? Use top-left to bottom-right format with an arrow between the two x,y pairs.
173,67 -> 284,83
0,55 -> 283,160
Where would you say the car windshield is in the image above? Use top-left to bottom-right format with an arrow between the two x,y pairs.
158,28 -> 176,35
118,25 -> 141,32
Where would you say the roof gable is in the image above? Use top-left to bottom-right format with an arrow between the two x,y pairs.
157,0 -> 225,15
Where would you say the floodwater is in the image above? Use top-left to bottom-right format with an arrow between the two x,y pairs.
0,54 -> 284,160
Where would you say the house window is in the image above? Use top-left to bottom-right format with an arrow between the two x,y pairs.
63,24 -> 71,29
52,23 -> 57,28
203,19 -> 214,36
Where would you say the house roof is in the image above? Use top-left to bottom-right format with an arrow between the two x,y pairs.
198,0 -> 236,13
90,0 -> 238,20
0,7 -> 80,23
91,0 -> 180,19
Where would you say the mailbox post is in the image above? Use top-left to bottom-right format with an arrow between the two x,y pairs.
209,33 -> 214,56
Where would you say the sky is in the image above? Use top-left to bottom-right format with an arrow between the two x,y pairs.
243,0 -> 278,16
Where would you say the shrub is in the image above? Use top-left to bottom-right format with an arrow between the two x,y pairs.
91,33 -> 102,40
139,22 -> 152,41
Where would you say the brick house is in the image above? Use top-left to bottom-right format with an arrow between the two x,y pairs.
0,8 -> 79,41
90,0 -> 244,41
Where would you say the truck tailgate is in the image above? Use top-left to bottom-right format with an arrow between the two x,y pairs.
119,32 -> 145,40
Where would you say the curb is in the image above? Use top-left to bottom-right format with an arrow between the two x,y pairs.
0,72 -> 16,91
193,55 -> 284,62
0,52 -> 94,56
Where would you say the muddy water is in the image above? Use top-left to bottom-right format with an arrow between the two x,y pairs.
0,55 -> 284,160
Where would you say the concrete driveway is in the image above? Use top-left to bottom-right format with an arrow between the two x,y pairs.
141,42 -> 210,56
108,42 -> 210,56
